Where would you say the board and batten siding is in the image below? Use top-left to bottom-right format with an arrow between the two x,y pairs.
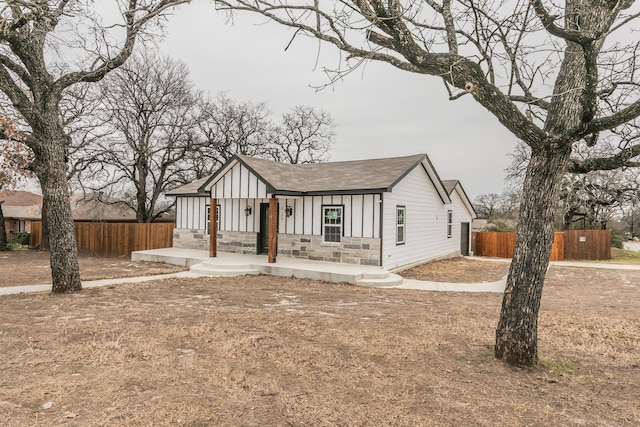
216,194 -> 380,239
382,165 -> 459,269
208,162 -> 268,199
175,196 -> 208,230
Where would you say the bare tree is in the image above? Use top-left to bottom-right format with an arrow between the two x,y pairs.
268,105 -> 335,164
558,170 -> 639,230
196,93 -> 272,175
473,193 -> 502,220
194,94 -> 334,177
72,53 -> 201,222
507,139 -> 640,230
216,0 -> 640,366
0,0 -> 189,292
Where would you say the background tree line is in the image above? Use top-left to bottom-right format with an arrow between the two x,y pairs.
474,140 -> 640,245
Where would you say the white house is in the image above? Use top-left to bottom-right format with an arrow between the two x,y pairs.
167,154 -> 476,270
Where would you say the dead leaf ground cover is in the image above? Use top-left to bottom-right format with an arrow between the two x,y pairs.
0,259 -> 638,426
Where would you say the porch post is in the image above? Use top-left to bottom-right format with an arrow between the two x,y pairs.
268,197 -> 277,263
209,198 -> 217,258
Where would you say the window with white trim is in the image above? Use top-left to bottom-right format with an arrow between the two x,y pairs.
323,206 -> 343,243
396,206 -> 406,245
447,210 -> 453,238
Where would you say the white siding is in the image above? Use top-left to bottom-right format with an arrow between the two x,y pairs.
175,196 -> 207,230
311,196 -> 322,235
216,198 -> 270,232
362,194 -> 376,238
210,163 -> 268,199
450,186 -> 474,251
382,165 -> 459,269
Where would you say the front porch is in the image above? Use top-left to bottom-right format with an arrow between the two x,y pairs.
132,247 -> 402,287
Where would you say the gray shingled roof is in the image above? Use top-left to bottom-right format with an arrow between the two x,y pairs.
442,180 -> 459,195
234,153 -> 428,194
165,175 -> 212,196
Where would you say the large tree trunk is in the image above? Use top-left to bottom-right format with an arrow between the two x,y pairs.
0,201 -> 7,251
493,0 -> 618,366
495,144 -> 572,366
34,130 -> 81,293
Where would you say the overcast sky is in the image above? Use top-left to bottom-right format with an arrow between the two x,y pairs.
159,3 -> 516,199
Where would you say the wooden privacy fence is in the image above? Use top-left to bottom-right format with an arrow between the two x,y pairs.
563,230 -> 611,260
30,221 -> 174,257
472,229 -> 611,261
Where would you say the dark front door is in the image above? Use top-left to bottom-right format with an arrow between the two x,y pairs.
258,203 -> 269,254
460,222 -> 470,256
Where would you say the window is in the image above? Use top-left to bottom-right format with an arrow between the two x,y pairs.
323,206 -> 343,243
206,205 -> 220,235
447,210 -> 453,238
396,206 -> 406,245
206,205 -> 211,235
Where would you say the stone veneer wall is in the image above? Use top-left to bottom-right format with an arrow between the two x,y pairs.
173,228 -> 209,251
277,234 -> 381,266
173,229 -> 258,254
216,230 -> 258,255
174,229 -> 380,265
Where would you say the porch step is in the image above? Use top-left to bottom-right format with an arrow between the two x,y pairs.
189,261 -> 260,277
359,271 -> 394,280
356,273 -> 403,288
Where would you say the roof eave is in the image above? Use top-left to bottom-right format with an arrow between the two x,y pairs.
166,191 -> 210,198
453,182 -> 478,219
272,188 -> 388,197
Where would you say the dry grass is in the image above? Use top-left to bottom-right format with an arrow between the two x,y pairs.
610,247 -> 640,264
0,250 -> 186,287
1,264 -> 638,426
399,257 -> 510,282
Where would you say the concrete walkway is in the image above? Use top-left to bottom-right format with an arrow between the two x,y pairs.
2,252 -> 637,297
0,271 -> 203,297
393,278 -> 506,292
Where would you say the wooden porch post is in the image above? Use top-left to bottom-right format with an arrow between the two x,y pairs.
209,198 -> 217,257
268,197 -> 277,263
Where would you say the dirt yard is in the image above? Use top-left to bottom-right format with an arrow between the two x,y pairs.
400,257 -> 510,282
0,255 -> 638,426
0,250 -> 186,287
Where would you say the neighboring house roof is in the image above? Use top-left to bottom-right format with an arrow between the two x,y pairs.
165,175 -> 212,197
191,154 -> 452,202
1,191 -> 173,222
0,190 -> 43,220
2,204 -> 41,220
0,190 -> 43,206
69,194 -> 138,222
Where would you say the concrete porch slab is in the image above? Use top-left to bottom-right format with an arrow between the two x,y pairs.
131,248 -> 402,287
